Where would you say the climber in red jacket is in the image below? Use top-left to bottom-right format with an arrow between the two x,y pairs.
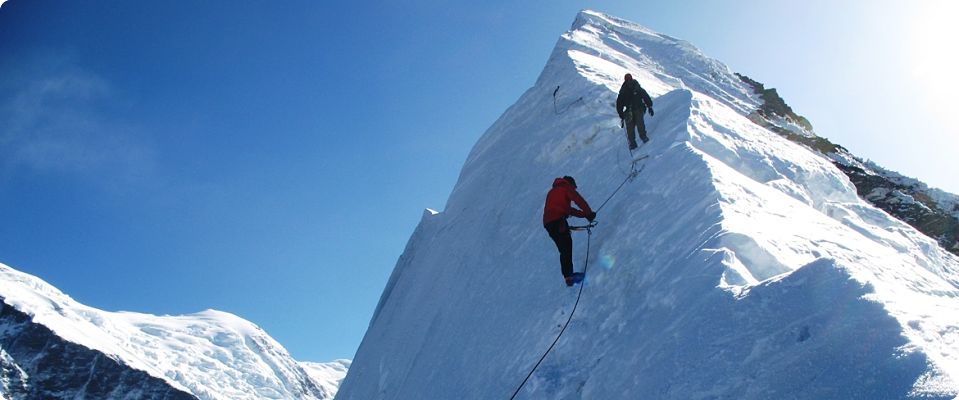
543,176 -> 596,286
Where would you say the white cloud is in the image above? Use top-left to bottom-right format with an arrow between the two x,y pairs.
0,67 -> 159,189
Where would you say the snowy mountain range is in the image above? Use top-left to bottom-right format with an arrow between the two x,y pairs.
0,262 -> 348,399
336,10 -> 959,399
3,9 -> 958,400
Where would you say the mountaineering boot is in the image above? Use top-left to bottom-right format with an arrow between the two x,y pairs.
627,129 -> 638,150
564,276 -> 574,287
571,272 -> 585,284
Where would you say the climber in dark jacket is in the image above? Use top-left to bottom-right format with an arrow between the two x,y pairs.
616,73 -> 654,150
543,176 -> 595,287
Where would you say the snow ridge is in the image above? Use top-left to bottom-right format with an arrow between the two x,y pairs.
0,262 -> 347,400
338,10 -> 959,399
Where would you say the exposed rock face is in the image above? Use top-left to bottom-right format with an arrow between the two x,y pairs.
736,73 -> 814,132
737,73 -> 959,255
0,299 -> 197,400
836,162 -> 959,250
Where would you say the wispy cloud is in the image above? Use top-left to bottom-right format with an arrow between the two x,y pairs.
0,63 -> 160,191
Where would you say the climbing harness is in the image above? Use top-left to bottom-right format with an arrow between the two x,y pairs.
552,86 -> 584,115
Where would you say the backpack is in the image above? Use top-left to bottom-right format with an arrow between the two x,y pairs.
626,80 -> 646,111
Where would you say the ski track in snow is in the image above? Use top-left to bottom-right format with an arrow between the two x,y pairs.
338,10 -> 959,400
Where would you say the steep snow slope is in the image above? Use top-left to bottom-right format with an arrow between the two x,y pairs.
337,10 -> 959,399
0,262 -> 346,400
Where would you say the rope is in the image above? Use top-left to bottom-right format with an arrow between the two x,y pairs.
508,87 -> 650,398
508,156 -> 646,398
614,125 -> 651,179
509,225 -> 593,400
552,86 -> 583,115
596,160 -> 646,213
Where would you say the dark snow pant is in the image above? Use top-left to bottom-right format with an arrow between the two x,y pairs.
545,219 -> 574,278
625,108 -> 648,148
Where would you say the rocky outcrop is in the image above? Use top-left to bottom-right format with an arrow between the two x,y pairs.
736,73 -> 813,132
736,73 -> 959,255
836,162 -> 959,251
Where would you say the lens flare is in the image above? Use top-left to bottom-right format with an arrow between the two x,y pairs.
601,254 -> 616,270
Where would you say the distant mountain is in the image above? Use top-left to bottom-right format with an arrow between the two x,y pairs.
336,10 -> 959,399
0,262 -> 348,399
301,360 -> 351,396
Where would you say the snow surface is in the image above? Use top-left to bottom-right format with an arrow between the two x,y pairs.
0,262 -> 347,399
302,359 -> 350,396
337,10 -> 959,399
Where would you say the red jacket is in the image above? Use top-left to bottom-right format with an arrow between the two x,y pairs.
543,178 -> 593,225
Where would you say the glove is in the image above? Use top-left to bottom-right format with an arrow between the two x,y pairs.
648,107 -> 654,116
586,211 -> 596,222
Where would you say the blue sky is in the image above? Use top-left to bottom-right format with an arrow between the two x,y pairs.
1,1 -> 956,362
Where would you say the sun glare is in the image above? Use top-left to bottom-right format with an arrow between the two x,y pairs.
908,1 -> 959,116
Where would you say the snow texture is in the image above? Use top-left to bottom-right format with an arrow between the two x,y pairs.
0,298 -> 197,399
337,10 -> 959,400
0,263 -> 347,399
302,359 -> 351,397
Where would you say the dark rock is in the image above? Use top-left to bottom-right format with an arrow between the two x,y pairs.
736,73 -> 959,256
0,299 -> 197,400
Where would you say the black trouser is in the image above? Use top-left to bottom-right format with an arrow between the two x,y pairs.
545,219 -> 574,278
625,107 -> 648,148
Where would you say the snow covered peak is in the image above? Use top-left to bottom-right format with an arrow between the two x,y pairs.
0,263 -> 346,399
338,11 -> 959,399
556,9 -> 759,114
571,9 -> 662,38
